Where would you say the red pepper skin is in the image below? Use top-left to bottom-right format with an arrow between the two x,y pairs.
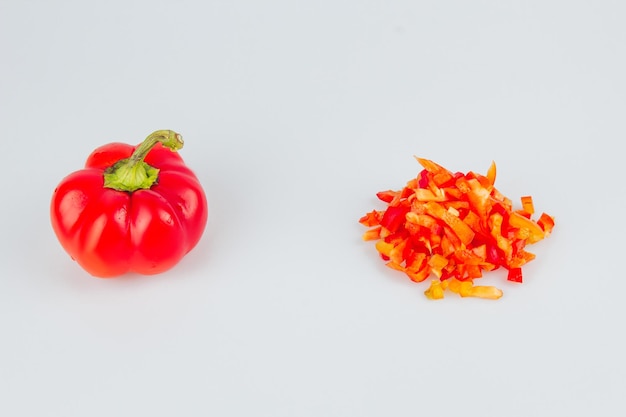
380,205 -> 410,233
50,136 -> 208,278
507,267 -> 523,283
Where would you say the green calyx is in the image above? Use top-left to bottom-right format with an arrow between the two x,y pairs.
103,130 -> 184,192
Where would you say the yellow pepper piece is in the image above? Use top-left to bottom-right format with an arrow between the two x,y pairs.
424,280 -> 447,300
468,285 -> 503,300
447,278 -> 503,300
375,240 -> 394,258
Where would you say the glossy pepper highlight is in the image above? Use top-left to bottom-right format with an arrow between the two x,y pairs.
50,130 -> 208,277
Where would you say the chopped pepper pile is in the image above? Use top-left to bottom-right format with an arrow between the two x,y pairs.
359,157 -> 555,300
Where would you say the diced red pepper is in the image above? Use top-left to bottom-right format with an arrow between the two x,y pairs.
424,201 -> 475,246
520,195 -> 535,215
379,205 -> 410,233
376,190 -> 399,203
361,157 -> 555,300
507,267 -> 523,283
537,212 -> 555,234
359,210 -> 382,228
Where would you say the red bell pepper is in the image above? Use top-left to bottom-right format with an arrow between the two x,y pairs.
50,130 -> 208,278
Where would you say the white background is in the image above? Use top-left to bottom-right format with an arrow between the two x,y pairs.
1,1 -> 625,416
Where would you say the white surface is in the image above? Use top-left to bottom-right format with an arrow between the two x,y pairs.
1,1 -> 625,416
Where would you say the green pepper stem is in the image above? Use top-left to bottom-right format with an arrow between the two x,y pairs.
103,130 -> 184,192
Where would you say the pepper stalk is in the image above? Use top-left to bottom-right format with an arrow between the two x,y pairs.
103,130 -> 184,192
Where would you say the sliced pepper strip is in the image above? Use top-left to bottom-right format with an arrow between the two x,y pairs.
424,201 -> 475,246
360,157 -> 555,300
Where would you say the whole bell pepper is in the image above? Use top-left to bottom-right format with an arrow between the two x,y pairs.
50,130 -> 208,278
